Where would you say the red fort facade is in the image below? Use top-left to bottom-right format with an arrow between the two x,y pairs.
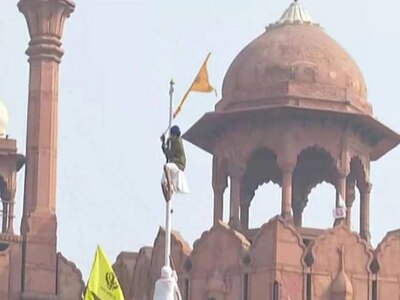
1,1 -> 400,299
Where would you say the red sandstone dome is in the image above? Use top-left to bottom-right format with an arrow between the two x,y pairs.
217,2 -> 372,116
184,1 -> 400,160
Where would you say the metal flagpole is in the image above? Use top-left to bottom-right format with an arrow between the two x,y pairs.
154,79 -> 183,300
164,79 -> 175,268
169,79 -> 174,131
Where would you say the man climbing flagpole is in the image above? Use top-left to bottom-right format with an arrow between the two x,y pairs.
155,80 -> 188,300
155,53 -> 215,300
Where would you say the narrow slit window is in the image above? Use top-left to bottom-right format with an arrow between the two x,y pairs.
184,278 -> 190,300
372,279 -> 377,300
272,281 -> 279,300
306,273 -> 312,300
243,273 -> 249,300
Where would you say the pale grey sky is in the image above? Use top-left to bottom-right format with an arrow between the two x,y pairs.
0,0 -> 399,280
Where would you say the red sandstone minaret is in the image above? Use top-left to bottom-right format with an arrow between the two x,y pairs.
18,0 -> 75,297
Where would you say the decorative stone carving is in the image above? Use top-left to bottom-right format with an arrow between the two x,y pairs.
290,61 -> 318,83
331,247 -> 353,300
309,224 -> 373,299
206,270 -> 227,295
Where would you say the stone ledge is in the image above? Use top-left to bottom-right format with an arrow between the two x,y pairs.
0,233 -> 23,243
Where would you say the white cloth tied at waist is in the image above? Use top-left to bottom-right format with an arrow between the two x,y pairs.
161,163 -> 189,194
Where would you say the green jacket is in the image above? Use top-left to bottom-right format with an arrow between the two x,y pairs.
162,136 -> 186,171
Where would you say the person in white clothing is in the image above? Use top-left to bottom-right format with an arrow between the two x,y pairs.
153,266 -> 182,300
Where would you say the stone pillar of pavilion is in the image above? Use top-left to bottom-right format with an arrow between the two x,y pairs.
212,157 -> 227,226
239,189 -> 254,230
360,182 -> 372,242
292,198 -> 307,227
18,0 -> 75,297
228,163 -> 245,230
278,159 -> 295,222
344,180 -> 356,228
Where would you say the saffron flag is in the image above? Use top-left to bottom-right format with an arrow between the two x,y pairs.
83,245 -> 125,300
173,52 -> 216,118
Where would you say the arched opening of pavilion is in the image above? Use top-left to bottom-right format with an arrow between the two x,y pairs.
240,148 -> 281,230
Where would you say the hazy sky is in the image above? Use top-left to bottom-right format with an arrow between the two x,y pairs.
0,0 -> 399,280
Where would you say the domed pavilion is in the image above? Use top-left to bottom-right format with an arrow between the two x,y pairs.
184,0 -> 400,241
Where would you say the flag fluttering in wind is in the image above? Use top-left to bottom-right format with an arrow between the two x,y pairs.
83,245 -> 125,300
173,52 -> 216,119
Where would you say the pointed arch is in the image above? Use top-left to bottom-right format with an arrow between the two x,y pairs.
246,183 -> 281,229
292,146 -> 337,227
242,148 -> 280,190
240,148 -> 281,229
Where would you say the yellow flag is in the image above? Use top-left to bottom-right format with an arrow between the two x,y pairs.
173,52 -> 216,118
83,246 -> 125,300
